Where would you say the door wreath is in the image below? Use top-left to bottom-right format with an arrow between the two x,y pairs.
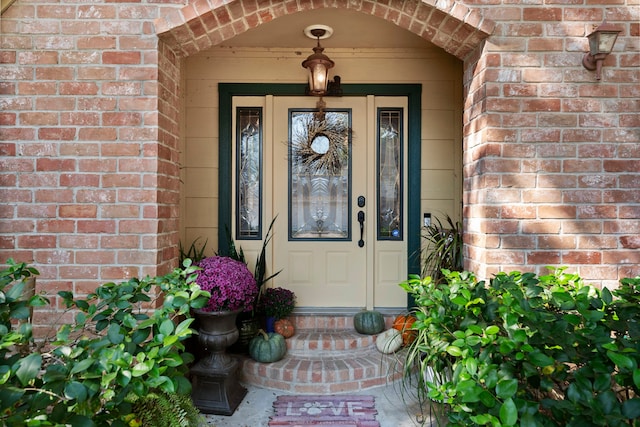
290,112 -> 350,175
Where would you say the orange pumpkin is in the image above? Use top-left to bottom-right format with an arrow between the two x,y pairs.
274,318 -> 295,338
393,314 -> 417,345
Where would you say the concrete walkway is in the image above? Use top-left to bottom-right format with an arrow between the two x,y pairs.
202,381 -> 441,427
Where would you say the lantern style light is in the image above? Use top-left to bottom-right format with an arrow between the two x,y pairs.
582,21 -> 621,80
302,26 -> 335,96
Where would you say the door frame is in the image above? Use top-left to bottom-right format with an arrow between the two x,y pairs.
218,83 -> 422,308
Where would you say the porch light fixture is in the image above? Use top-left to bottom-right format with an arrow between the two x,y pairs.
302,25 -> 341,96
582,21 -> 621,80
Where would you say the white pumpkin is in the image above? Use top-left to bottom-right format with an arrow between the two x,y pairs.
376,328 -> 403,354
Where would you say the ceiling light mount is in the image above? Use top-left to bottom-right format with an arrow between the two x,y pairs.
304,24 -> 333,41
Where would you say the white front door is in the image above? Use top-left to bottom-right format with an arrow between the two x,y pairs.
232,95 -> 407,310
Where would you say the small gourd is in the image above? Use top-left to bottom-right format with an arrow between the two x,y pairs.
353,310 -> 385,335
249,329 -> 287,363
274,318 -> 295,338
393,314 -> 417,345
376,328 -> 403,354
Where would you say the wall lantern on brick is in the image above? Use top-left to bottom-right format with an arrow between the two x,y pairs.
582,21 -> 621,80
302,25 -> 341,97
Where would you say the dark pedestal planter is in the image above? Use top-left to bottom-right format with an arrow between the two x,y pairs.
190,309 -> 247,415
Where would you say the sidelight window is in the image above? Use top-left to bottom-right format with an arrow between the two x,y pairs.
236,107 -> 262,239
377,108 -> 403,240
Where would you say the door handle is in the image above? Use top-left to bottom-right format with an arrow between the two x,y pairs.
357,210 -> 365,247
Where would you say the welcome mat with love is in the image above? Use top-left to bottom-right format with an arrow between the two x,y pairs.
268,395 -> 380,427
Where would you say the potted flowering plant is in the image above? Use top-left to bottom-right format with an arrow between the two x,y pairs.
195,256 -> 258,313
257,287 -> 296,332
190,256 -> 259,414
258,287 -> 296,319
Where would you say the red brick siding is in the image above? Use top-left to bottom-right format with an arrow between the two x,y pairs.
462,3 -> 639,285
0,0 -> 638,333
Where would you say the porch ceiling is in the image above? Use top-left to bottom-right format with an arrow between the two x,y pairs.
217,8 -> 433,49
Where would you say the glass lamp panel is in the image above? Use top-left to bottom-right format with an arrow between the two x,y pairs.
307,64 -> 329,95
377,109 -> 403,240
289,110 -> 351,240
588,34 -> 599,55
236,107 -> 262,239
598,32 -> 618,53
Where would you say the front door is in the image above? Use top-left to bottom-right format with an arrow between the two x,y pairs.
232,95 -> 408,310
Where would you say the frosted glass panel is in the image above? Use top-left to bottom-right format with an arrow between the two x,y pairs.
377,109 -> 403,240
289,110 -> 351,240
236,107 -> 262,239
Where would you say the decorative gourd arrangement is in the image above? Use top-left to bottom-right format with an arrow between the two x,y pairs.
353,309 -> 385,335
392,313 -> 417,345
249,330 -> 287,363
274,318 -> 295,338
376,328 -> 403,354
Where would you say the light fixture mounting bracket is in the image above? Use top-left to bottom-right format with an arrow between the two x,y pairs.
304,25 -> 333,41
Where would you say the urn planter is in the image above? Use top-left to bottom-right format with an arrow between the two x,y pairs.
190,309 -> 247,415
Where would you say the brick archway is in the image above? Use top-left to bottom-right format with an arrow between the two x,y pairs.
155,1 -> 494,60
154,0 -> 495,274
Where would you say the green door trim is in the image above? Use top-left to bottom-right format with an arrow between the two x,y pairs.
219,83 -> 422,307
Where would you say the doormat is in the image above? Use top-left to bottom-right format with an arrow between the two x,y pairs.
268,395 -> 380,427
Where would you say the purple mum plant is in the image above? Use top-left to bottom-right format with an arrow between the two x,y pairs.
257,287 -> 296,319
195,256 -> 258,312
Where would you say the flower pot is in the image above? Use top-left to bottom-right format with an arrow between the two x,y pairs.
235,316 -> 261,353
190,309 -> 247,415
265,316 -> 276,333
423,365 -> 452,402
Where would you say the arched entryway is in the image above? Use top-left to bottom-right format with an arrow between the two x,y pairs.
155,1 -> 494,306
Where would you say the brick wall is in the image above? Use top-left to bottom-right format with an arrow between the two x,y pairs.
461,3 -> 639,287
1,0 -> 638,328
0,0 -> 183,324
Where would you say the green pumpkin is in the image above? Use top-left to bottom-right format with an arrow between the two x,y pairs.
354,310 -> 385,335
249,330 -> 287,363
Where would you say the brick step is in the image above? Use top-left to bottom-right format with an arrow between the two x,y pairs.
287,314 -> 396,331
286,329 -> 376,357
239,328 -> 407,394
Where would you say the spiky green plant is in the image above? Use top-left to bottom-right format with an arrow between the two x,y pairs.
420,214 -> 463,283
226,217 -> 282,318
179,237 -> 210,265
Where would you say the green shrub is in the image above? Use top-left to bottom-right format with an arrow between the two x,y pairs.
0,258 -> 209,426
400,268 -> 640,427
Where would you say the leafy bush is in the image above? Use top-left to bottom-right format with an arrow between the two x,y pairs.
0,258 -> 210,426
400,268 -> 640,427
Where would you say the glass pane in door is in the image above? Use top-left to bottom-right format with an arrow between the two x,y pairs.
288,110 -> 351,240
236,107 -> 262,239
377,108 -> 403,240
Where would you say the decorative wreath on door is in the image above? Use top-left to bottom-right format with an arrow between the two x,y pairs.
290,113 -> 350,175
